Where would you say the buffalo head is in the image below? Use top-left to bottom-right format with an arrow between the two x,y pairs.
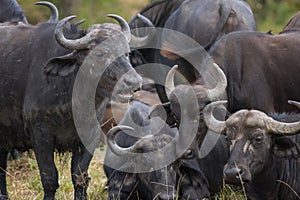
204,100 -> 300,183
44,15 -> 142,103
106,125 -> 177,200
159,63 -> 227,144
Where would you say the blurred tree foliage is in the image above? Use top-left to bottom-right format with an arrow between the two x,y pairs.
18,0 -> 300,32
245,0 -> 300,32
19,0 -> 149,26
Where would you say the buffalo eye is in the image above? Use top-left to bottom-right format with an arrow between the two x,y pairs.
225,135 -> 228,141
225,137 -> 233,146
183,149 -> 194,159
255,136 -> 263,144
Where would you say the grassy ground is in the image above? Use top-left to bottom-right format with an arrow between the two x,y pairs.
7,149 -> 107,200
6,149 -> 246,200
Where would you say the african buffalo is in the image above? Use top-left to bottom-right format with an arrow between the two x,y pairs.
104,102 -> 178,200
204,100 -> 300,199
129,0 -> 256,103
0,0 -> 27,23
0,8 -> 142,200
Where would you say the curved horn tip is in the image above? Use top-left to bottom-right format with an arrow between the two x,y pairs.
136,13 -> 153,24
288,100 -> 300,110
214,100 -> 228,105
75,19 -> 86,26
106,14 -> 130,40
63,15 -> 77,22
288,100 -> 300,105
206,62 -> 227,101
213,62 -> 220,68
34,1 -> 46,5
35,1 -> 59,22
165,64 -> 179,99
107,14 -> 114,17
203,100 -> 227,134
107,14 -> 121,19
35,1 -> 55,5
172,64 -> 179,70
214,63 -> 226,79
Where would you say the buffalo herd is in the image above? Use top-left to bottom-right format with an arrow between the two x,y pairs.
0,0 -> 300,200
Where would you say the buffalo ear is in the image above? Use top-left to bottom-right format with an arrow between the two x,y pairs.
273,136 -> 300,161
44,52 -> 77,76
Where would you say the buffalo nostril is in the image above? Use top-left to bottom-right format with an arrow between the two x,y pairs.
224,167 -> 243,183
235,168 -> 243,179
124,78 -> 133,86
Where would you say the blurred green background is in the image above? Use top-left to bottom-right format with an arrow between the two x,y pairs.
19,0 -> 300,33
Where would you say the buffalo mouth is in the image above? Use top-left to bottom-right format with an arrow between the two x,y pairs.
113,73 -> 142,103
114,83 -> 141,103
115,90 -> 135,103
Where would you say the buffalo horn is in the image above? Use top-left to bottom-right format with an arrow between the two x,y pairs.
203,100 -> 227,134
266,100 -> 300,135
35,1 -> 59,22
164,63 -> 227,101
288,100 -> 300,110
207,63 -> 227,101
55,16 -> 96,50
107,14 -> 131,43
165,65 -> 178,99
130,13 -> 155,47
74,19 -> 86,27
107,125 -> 136,156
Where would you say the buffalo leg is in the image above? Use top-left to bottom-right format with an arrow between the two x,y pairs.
71,146 -> 93,200
0,147 -> 8,200
32,132 -> 58,200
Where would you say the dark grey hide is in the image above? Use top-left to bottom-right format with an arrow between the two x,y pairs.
209,30 -> 300,113
0,15 -> 142,200
0,0 -> 27,23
